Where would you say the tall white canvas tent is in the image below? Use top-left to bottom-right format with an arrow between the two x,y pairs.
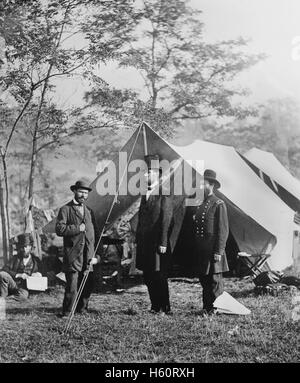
43,123 -> 297,271
242,148 -> 300,212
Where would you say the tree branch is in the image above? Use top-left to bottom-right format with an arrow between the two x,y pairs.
35,120 -> 121,154
169,67 -> 227,115
172,113 -> 214,120
4,87 -> 34,156
34,59 -> 89,88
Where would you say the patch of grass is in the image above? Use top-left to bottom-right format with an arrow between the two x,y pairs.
0,279 -> 299,363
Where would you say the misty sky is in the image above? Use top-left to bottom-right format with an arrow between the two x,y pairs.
53,0 -> 300,109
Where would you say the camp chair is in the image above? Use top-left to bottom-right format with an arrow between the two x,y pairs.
237,252 -> 271,278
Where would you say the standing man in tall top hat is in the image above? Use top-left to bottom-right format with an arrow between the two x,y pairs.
191,169 -> 229,315
55,180 -> 99,317
136,154 -> 174,315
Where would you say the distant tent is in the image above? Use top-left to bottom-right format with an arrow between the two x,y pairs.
241,148 -> 300,213
43,123 -> 298,271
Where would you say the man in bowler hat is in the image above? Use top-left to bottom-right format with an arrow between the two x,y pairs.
0,233 -> 42,300
56,180 -> 99,317
136,154 -> 174,314
191,169 -> 229,315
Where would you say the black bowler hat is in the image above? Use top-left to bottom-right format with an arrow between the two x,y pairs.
17,233 -> 33,248
70,180 -> 92,192
204,169 -> 221,189
144,154 -> 161,171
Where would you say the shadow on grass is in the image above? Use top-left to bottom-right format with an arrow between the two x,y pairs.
6,306 -> 60,315
229,289 -> 255,298
6,306 -> 102,316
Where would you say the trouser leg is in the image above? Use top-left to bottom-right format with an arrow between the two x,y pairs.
62,271 -> 79,314
77,271 -> 94,312
143,271 -> 160,311
199,273 -> 224,311
211,273 -> 224,301
158,271 -> 170,312
143,271 -> 155,310
13,288 -> 29,301
0,271 -> 18,298
144,270 -> 170,312
199,274 -> 211,311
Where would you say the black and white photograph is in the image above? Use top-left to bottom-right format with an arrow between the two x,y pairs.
0,0 -> 300,368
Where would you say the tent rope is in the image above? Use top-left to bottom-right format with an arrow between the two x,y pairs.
63,122 -> 144,334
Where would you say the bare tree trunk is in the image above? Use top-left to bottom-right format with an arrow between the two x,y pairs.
28,131 -> 38,201
0,89 -> 35,240
1,155 -> 11,238
0,36 -> 10,250
0,176 -> 9,263
28,74 -> 51,200
150,27 -> 157,110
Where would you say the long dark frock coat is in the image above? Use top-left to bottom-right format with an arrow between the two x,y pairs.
136,192 -> 174,273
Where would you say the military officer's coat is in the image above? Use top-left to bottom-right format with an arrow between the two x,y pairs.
191,193 -> 229,275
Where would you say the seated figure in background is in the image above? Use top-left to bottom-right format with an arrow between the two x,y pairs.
41,245 -> 63,285
0,233 -> 42,301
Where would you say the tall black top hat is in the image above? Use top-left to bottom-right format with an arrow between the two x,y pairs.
204,169 -> 221,189
70,180 -> 92,192
17,233 -> 33,248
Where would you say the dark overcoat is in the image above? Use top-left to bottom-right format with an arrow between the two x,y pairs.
55,200 -> 98,272
136,192 -> 174,272
190,193 -> 229,275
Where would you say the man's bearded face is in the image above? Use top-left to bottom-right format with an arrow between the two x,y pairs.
147,169 -> 160,187
19,245 -> 32,258
203,180 -> 214,198
74,188 -> 89,204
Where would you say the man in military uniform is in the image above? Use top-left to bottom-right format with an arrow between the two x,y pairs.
136,155 -> 174,314
191,169 -> 229,315
55,180 -> 99,317
0,233 -> 42,301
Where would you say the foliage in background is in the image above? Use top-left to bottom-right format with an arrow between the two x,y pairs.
0,0 -> 299,244
177,97 -> 300,178
0,0 -> 141,237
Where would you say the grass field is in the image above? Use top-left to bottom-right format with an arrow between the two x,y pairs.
0,277 -> 299,363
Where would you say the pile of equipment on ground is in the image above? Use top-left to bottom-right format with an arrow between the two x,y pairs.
253,270 -> 300,296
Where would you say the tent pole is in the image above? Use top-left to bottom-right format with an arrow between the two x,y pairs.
142,122 -> 148,156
